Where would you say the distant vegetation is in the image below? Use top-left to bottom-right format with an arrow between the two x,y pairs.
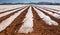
0,2 -> 60,5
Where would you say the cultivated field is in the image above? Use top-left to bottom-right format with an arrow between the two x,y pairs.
0,5 -> 60,35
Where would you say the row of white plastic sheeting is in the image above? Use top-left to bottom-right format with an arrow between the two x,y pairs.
18,6 -> 33,34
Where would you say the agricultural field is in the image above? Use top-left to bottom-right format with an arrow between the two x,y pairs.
0,5 -> 60,35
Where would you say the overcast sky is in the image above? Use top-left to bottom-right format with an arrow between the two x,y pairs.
0,0 -> 60,3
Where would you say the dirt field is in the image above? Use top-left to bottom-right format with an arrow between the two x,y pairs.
0,5 -> 60,35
